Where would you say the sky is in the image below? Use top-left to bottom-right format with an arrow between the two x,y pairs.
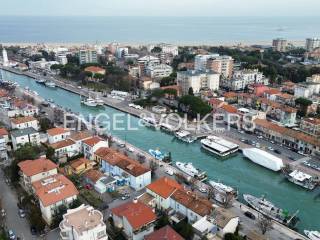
0,0 -> 319,17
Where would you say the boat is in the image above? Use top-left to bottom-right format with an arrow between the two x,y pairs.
141,117 -> 159,128
285,170 -> 318,190
160,123 -> 176,133
304,230 -> 320,240
36,79 -> 46,84
81,97 -> 98,107
94,97 -> 104,106
243,194 -> 299,227
242,148 -> 284,171
176,162 -> 207,181
46,98 -> 54,103
201,135 -> 239,157
45,81 -> 56,88
209,180 -> 238,199
174,130 -> 196,143
149,148 -> 166,160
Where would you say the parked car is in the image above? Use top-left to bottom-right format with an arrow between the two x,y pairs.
274,149 -> 281,154
267,146 -> 274,151
165,168 -> 174,176
244,211 -> 256,220
1,209 -> 6,217
121,193 -> 130,200
198,187 -> 207,193
18,209 -> 26,218
8,230 -> 16,240
85,184 -> 93,190
257,135 -> 263,139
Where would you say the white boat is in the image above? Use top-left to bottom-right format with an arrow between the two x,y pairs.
36,79 -> 46,84
176,162 -> 206,180
141,117 -> 158,128
81,98 -> 98,107
45,81 -> 56,88
242,148 -> 284,171
304,230 -> 320,240
94,97 -> 104,106
201,135 -> 239,157
32,91 -> 39,96
286,170 -> 318,190
149,148 -> 166,161
160,123 -> 176,133
209,180 -> 238,197
174,130 -> 196,143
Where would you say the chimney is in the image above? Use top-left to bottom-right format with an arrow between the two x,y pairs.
133,198 -> 138,204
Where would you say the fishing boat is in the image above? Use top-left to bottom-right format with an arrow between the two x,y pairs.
176,162 -> 207,181
141,117 -> 159,128
45,81 -> 56,88
304,230 -> 320,240
149,148 -> 166,160
285,170 -> 318,190
243,194 -> 299,228
174,130 -> 196,143
209,180 -> 238,199
201,135 -> 239,157
80,95 -> 98,107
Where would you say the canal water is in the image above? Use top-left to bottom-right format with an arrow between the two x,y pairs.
2,70 -> 320,233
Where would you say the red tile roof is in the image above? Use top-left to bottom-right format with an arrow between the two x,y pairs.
221,104 -> 238,113
147,177 -> 182,199
84,66 -> 105,73
84,169 -> 104,183
47,127 -> 69,136
18,158 -> 57,177
69,158 -> 92,170
69,131 -> 92,141
32,174 -> 79,207
49,139 -> 76,150
264,88 -> 281,95
82,136 -> 104,147
0,128 -> 8,136
302,117 -> 320,125
171,189 -> 214,217
145,225 -> 184,240
11,116 -> 37,125
112,201 -> 156,230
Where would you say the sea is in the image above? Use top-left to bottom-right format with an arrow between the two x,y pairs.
0,16 -> 320,45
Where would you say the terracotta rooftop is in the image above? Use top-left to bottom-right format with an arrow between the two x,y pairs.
147,177 -> 182,199
96,147 -> 150,177
32,174 -> 78,207
264,88 -> 281,95
254,119 -> 320,146
47,127 -> 69,136
69,158 -> 92,170
208,98 -> 225,107
84,169 -> 104,183
69,131 -> 92,141
0,128 -> 8,136
145,225 -> 184,240
82,136 -> 104,147
11,116 -> 37,125
302,117 -> 320,125
171,189 -> 213,217
18,158 -> 57,177
49,139 -> 75,150
84,66 -> 105,73
0,89 -> 8,98
111,201 -> 156,230
223,92 -> 238,98
220,104 -> 238,113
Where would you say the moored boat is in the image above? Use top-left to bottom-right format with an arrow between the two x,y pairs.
174,130 -> 196,143
243,194 -> 299,228
160,123 -> 176,133
149,148 -> 166,161
304,230 -> 320,240
141,117 -> 159,128
209,180 -> 238,199
285,170 -> 318,190
36,78 -> 46,84
201,135 -> 239,157
176,162 -> 207,181
45,81 -> 56,88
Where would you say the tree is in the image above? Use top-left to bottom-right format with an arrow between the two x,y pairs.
149,160 -> 158,178
224,233 -> 245,240
155,215 -> 170,229
13,143 -> 41,161
28,204 -> 46,233
257,215 -> 272,235
295,97 -> 313,117
151,46 -> 162,53
179,95 -> 212,118
188,87 -> 194,96
39,117 -> 53,131
173,219 -> 194,240
46,147 -> 55,161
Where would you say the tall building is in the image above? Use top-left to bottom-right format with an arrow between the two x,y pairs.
59,205 -> 108,240
79,49 -> 98,65
272,38 -> 287,52
194,54 -> 219,71
115,47 -> 129,59
146,64 -> 173,79
148,43 -> 179,56
177,70 -> 220,95
306,38 -> 320,52
2,48 -> 9,66
206,55 -> 234,79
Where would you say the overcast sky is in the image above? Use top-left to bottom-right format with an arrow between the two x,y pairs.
1,0 -> 319,17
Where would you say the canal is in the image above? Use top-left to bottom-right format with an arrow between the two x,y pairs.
2,70 -> 320,233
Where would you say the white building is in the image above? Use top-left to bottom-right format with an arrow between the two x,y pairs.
47,128 -> 71,144
294,77 -> 320,98
206,55 -> 234,79
306,38 -> 320,52
2,48 -> 9,66
146,64 -> 173,79
57,55 -> 68,65
226,69 -> 269,91
79,49 -> 98,65
148,43 -> 179,56
111,200 -> 156,240
59,205 -> 108,240
177,70 -> 220,95
11,128 -> 40,150
115,47 -> 129,59
18,158 -> 58,191
32,174 -> 79,224
69,131 -> 92,154
194,54 -> 220,71
49,139 -> 78,159
82,136 -> 109,160
10,116 -> 39,131
138,55 -> 160,74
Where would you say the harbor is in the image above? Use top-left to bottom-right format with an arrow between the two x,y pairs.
1,68 -> 320,235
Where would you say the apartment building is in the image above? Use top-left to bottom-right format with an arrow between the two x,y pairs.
47,128 -> 71,144
306,38 -> 320,52
206,55 -> 234,79
300,117 -> 320,137
177,70 -> 220,95
79,49 -> 98,65
146,64 -> 173,79
82,136 -> 109,160
272,38 -> 288,52
10,116 -> 39,131
11,128 -> 40,150
59,205 -> 108,240
148,43 -> 179,56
